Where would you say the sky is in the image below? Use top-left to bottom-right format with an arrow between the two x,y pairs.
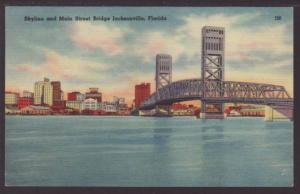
5,7 -> 294,103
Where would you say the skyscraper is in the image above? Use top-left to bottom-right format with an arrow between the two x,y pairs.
51,81 -> 61,102
34,78 -> 53,106
135,83 -> 150,108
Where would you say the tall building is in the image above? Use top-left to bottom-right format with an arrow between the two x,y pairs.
85,88 -> 102,102
156,54 -> 172,92
135,83 -> 150,108
51,81 -> 61,102
5,92 -> 19,105
34,78 -> 53,106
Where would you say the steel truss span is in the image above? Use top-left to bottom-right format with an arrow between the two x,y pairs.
139,79 -> 293,110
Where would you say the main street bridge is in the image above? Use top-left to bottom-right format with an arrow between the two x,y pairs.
139,26 -> 293,120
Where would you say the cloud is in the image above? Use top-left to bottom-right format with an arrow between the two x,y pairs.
176,12 -> 292,64
133,31 -> 185,63
70,22 -> 130,56
135,12 -> 292,68
10,48 -> 158,102
14,49 -> 112,83
133,13 -> 257,64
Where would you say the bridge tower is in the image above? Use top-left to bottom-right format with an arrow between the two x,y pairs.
201,26 -> 225,119
156,54 -> 172,91
155,54 -> 172,115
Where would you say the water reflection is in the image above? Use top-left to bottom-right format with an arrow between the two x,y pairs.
264,121 -> 292,130
153,128 -> 172,145
201,125 -> 224,141
152,118 -> 173,145
146,119 -> 174,184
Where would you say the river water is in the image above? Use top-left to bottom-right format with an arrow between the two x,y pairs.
5,116 -> 293,186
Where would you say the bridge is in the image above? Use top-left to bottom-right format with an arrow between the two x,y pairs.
139,79 -> 293,120
139,26 -> 293,120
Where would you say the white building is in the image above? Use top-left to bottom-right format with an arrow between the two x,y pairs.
66,101 -> 83,111
5,106 -> 21,114
34,78 -> 53,106
5,92 -> 19,105
82,98 -> 98,110
112,96 -> 128,114
101,101 -> 118,113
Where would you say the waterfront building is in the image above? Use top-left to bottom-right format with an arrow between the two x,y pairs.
51,81 -> 66,109
113,96 -> 125,106
224,105 -> 265,117
18,97 -> 34,109
51,100 -> 66,111
34,78 -> 53,106
77,93 -> 85,101
239,106 -> 265,117
85,88 -> 102,102
66,101 -> 83,112
5,106 -> 21,114
172,103 -> 188,110
171,103 -> 197,116
113,96 -> 125,104
82,98 -> 98,110
20,105 -> 51,115
112,96 -> 129,115
51,81 -> 61,101
68,91 -> 85,101
68,91 -> 79,101
5,92 -> 19,105
118,104 -> 130,115
101,101 -> 118,113
135,83 -> 150,108
22,90 -> 34,98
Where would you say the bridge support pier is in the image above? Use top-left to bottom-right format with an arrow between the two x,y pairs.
200,101 -> 225,119
264,106 -> 274,122
264,105 -> 293,121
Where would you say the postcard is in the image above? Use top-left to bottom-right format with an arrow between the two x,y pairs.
4,6 -> 294,187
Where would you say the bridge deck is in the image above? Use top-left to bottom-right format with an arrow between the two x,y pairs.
140,79 -> 293,110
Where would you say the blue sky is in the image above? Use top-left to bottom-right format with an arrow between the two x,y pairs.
5,7 -> 293,102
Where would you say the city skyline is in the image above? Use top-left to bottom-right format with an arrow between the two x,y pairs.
5,7 -> 293,103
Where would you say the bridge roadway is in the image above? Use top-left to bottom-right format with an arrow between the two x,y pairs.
139,79 -> 293,113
